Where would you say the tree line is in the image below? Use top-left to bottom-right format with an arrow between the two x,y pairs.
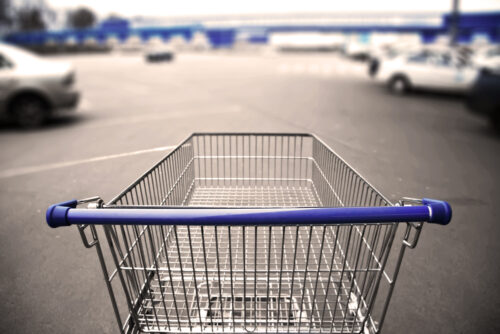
1,0 -> 113,32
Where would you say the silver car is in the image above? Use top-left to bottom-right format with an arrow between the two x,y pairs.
0,43 -> 80,127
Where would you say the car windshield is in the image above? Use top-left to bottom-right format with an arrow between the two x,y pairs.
0,43 -> 42,66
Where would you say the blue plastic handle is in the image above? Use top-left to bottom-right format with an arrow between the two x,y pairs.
46,198 -> 452,228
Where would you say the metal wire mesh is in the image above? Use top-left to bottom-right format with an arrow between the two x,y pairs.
97,134 -> 396,334
188,186 -> 320,207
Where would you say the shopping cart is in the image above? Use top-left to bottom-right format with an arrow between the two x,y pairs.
46,133 -> 451,334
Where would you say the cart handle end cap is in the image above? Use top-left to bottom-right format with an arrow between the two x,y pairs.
423,198 -> 452,225
46,200 -> 78,228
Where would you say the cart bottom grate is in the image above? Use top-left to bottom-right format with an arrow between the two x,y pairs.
186,185 -> 321,207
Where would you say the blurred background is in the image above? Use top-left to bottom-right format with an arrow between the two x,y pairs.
0,0 -> 500,333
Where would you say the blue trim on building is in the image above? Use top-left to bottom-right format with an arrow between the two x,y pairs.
3,12 -> 500,47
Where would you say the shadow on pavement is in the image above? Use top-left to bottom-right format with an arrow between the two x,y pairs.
465,120 -> 500,139
46,114 -> 91,129
371,84 -> 466,103
0,114 -> 91,133
409,89 -> 466,102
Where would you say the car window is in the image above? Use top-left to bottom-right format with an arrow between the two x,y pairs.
454,55 -> 470,67
407,53 -> 429,63
430,54 -> 453,67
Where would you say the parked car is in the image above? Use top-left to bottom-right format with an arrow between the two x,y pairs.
0,43 -> 79,127
473,45 -> 500,71
371,50 -> 478,94
344,41 -> 370,61
368,43 -> 423,77
368,47 -> 400,77
466,68 -> 500,129
145,46 -> 174,63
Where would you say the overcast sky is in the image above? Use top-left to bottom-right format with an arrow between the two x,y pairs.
46,0 -> 500,17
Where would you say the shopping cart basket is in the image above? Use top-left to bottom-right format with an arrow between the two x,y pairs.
46,133 -> 451,334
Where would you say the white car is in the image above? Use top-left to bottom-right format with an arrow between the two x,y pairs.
0,43 -> 79,127
344,41 -> 371,60
372,51 -> 479,94
145,46 -> 175,62
473,45 -> 500,70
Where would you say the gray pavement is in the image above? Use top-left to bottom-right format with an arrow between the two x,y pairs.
0,52 -> 499,333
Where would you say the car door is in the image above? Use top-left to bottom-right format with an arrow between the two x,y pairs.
424,54 -> 458,90
404,53 -> 433,87
453,62 -> 479,91
425,54 -> 478,92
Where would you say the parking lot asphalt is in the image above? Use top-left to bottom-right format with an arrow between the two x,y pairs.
0,52 -> 499,334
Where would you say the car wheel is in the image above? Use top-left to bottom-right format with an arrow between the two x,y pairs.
388,76 -> 410,95
368,59 -> 379,77
11,95 -> 48,128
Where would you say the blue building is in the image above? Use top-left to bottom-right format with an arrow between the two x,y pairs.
3,11 -> 499,48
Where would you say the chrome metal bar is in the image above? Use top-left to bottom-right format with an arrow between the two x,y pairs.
287,226 -> 300,334
133,225 -> 159,330
173,225 -> 192,330
308,225 -> 327,333
228,226 -> 236,331
298,225 -> 314,330
214,225 -> 225,330
147,227 -> 170,331
159,225 -> 181,329
187,226 -> 203,327
329,226 -> 354,334
201,226 -> 214,332
265,226 -> 272,333
276,226 -> 286,332
242,226 -> 247,330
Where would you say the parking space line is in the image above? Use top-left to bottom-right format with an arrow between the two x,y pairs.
0,146 -> 176,179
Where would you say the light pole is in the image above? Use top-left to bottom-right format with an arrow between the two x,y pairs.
449,0 -> 460,45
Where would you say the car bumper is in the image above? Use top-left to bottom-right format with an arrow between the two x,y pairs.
50,90 -> 80,114
57,91 -> 80,109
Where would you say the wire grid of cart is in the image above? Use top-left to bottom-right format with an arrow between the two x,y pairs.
56,133 -> 449,334
130,223 -> 391,333
99,134 -> 394,334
